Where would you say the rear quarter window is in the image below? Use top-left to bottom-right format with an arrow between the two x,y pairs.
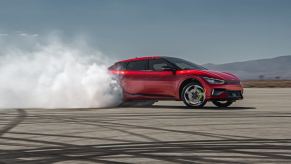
109,62 -> 127,70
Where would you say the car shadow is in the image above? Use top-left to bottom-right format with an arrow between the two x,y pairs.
123,105 -> 256,110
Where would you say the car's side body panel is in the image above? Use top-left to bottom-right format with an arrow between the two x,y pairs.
113,70 -> 178,99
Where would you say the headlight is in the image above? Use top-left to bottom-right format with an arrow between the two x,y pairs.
202,76 -> 225,84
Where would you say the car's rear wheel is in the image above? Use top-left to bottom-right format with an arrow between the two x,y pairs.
212,100 -> 233,108
181,82 -> 207,108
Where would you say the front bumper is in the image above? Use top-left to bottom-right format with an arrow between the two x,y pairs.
206,84 -> 244,101
210,89 -> 243,100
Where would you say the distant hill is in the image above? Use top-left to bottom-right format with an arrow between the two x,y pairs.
203,55 -> 291,80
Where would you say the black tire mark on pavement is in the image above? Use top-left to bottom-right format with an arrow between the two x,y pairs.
0,109 -> 26,137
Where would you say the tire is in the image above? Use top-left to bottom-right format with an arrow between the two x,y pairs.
212,100 -> 233,108
181,82 -> 207,108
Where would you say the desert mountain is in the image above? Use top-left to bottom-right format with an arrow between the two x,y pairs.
203,55 -> 291,80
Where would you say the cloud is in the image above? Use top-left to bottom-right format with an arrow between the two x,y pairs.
0,33 -> 8,37
31,34 -> 39,37
15,31 -> 39,37
18,32 -> 39,37
19,33 -> 28,37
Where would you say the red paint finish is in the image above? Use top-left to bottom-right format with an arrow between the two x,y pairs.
114,70 -> 179,98
109,56 -> 243,102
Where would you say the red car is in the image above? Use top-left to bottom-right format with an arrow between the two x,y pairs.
109,56 -> 243,108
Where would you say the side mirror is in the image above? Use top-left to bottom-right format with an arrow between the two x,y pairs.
161,65 -> 176,72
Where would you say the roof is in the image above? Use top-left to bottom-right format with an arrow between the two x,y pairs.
118,56 -> 161,63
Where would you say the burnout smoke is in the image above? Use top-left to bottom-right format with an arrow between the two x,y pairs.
0,36 -> 122,108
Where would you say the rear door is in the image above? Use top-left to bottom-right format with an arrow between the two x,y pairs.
121,60 -> 148,95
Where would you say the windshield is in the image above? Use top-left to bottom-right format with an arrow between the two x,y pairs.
164,57 -> 207,70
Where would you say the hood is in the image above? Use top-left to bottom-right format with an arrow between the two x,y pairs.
202,70 -> 240,80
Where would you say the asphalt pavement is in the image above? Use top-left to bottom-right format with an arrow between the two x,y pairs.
0,88 -> 291,163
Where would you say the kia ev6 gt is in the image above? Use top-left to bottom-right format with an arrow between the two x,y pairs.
109,56 -> 243,108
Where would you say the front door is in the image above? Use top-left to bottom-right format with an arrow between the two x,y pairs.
141,58 -> 178,97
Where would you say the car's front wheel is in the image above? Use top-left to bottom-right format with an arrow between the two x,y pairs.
181,82 -> 207,108
212,100 -> 233,108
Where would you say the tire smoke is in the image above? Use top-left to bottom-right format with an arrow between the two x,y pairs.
0,36 -> 122,108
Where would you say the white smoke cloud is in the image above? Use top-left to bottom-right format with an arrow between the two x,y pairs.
0,35 -> 122,108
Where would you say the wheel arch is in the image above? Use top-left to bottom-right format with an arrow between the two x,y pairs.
178,78 -> 204,100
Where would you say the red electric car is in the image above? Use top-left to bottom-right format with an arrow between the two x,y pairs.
109,56 -> 243,108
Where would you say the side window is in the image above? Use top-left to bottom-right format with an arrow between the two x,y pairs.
117,62 -> 127,70
109,62 -> 127,70
149,59 -> 171,71
126,60 -> 147,70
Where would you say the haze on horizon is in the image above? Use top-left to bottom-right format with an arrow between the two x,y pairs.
0,0 -> 291,64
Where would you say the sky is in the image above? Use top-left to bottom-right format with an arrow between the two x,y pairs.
0,0 -> 291,64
